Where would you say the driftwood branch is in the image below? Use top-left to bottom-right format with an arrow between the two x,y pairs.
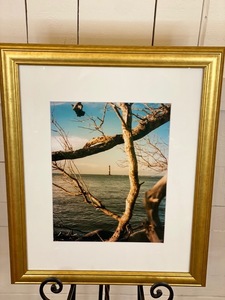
144,174 -> 167,242
52,104 -> 170,161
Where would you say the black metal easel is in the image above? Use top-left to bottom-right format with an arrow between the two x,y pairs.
39,277 -> 174,299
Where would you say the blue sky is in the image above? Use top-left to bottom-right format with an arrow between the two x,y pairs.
51,102 -> 170,175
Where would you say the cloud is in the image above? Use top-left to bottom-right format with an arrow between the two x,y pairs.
51,135 -> 88,151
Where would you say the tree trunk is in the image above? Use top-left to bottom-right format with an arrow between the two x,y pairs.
109,103 -> 140,242
144,174 -> 167,242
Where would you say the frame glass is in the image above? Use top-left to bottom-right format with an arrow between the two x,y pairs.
0,44 -> 224,286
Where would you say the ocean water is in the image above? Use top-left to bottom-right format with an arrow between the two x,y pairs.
52,174 -> 165,240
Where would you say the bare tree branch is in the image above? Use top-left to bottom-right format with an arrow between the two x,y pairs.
53,162 -> 121,222
52,104 -> 171,161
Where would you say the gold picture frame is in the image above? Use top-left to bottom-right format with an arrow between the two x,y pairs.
0,44 -> 224,286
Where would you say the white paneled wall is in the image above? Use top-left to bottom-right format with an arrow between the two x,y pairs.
26,0 -> 77,44
154,0 -> 204,46
0,1 -> 225,299
0,0 -> 27,43
79,0 -> 155,45
203,0 -> 225,46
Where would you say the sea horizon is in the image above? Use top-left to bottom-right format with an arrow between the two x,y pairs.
52,173 -> 166,242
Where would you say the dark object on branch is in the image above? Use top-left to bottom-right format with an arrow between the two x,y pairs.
72,102 -> 85,117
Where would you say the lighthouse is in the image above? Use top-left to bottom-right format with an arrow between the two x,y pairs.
108,165 -> 111,176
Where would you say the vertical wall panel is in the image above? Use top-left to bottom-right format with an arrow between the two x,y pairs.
207,210 -> 225,276
0,0 -> 27,42
26,0 -> 77,44
79,0 -> 155,45
213,167 -> 225,207
154,0 -> 203,46
203,0 -> 225,46
215,111 -> 225,168
220,79 -> 225,111
0,203 -> 7,226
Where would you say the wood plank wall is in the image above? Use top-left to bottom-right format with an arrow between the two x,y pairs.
0,0 -> 225,299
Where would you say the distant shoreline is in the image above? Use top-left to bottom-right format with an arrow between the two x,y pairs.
52,172 -> 164,178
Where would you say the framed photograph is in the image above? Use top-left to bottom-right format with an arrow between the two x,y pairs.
0,44 -> 224,286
